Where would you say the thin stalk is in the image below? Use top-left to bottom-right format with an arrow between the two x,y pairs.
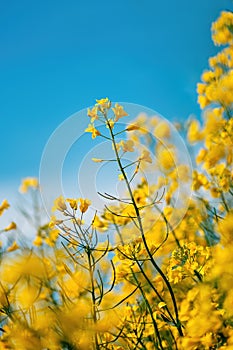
87,248 -> 100,350
105,114 -> 183,336
132,270 -> 164,350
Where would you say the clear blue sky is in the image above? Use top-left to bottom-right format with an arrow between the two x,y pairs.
0,0 -> 232,183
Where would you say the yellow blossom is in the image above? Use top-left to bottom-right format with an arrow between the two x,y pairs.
157,147 -> 176,170
112,103 -> 128,122
7,241 -> 19,252
79,198 -> 91,213
4,222 -> 17,232
187,119 -> 203,143
96,97 -> 109,105
33,235 -> 43,246
154,121 -> 171,138
52,195 -> 67,212
92,158 -> 104,162
212,11 -> 233,46
17,283 -> 40,309
158,302 -> 166,309
118,174 -> 125,181
192,170 -> 209,191
66,198 -> 78,210
126,124 -> 141,131
95,97 -> 111,112
196,148 -> 207,164
92,215 -> 108,231
197,82 -> 206,94
217,211 -> 233,245
49,215 -> 63,228
19,177 -> 39,193
119,140 -> 134,152
140,149 -> 152,163
87,106 -> 98,122
45,229 -> 59,247
85,123 -> 101,139
0,199 -> 10,216
198,94 -> 210,109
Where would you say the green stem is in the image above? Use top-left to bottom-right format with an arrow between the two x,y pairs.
105,115 -> 183,337
87,248 -> 100,350
132,269 -> 164,350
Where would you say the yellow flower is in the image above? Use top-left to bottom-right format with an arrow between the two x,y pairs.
33,235 -> 43,246
66,198 -> 78,210
126,124 -> 141,131
218,211 -> 233,245
118,173 -> 125,181
154,121 -> 171,138
120,140 -> 134,152
17,283 -> 39,309
223,289 -> 233,317
198,95 -> 210,109
4,222 -> 17,232
192,170 -> 209,191
45,229 -> 59,247
85,123 -> 101,139
7,241 -> 19,252
196,148 -> 207,164
52,195 -> 67,212
212,11 -> 233,45
0,199 -> 10,216
202,70 -> 215,83
96,97 -> 109,105
87,106 -> 98,122
187,120 -> 203,143
158,302 -> 166,309
203,144 -> 225,169
95,97 -> 111,112
79,198 -> 91,213
92,215 -> 108,231
92,158 -> 104,162
49,215 -> 63,228
157,147 -> 175,170
197,83 -> 206,94
19,177 -> 39,193
112,103 -> 128,122
210,187 -> 221,198
140,149 -> 152,163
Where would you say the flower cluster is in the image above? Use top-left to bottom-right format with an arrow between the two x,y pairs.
0,10 -> 233,350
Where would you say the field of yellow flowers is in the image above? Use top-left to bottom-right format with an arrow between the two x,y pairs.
1,11 -> 233,350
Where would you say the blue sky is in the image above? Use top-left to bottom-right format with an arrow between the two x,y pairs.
0,0 -> 232,185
